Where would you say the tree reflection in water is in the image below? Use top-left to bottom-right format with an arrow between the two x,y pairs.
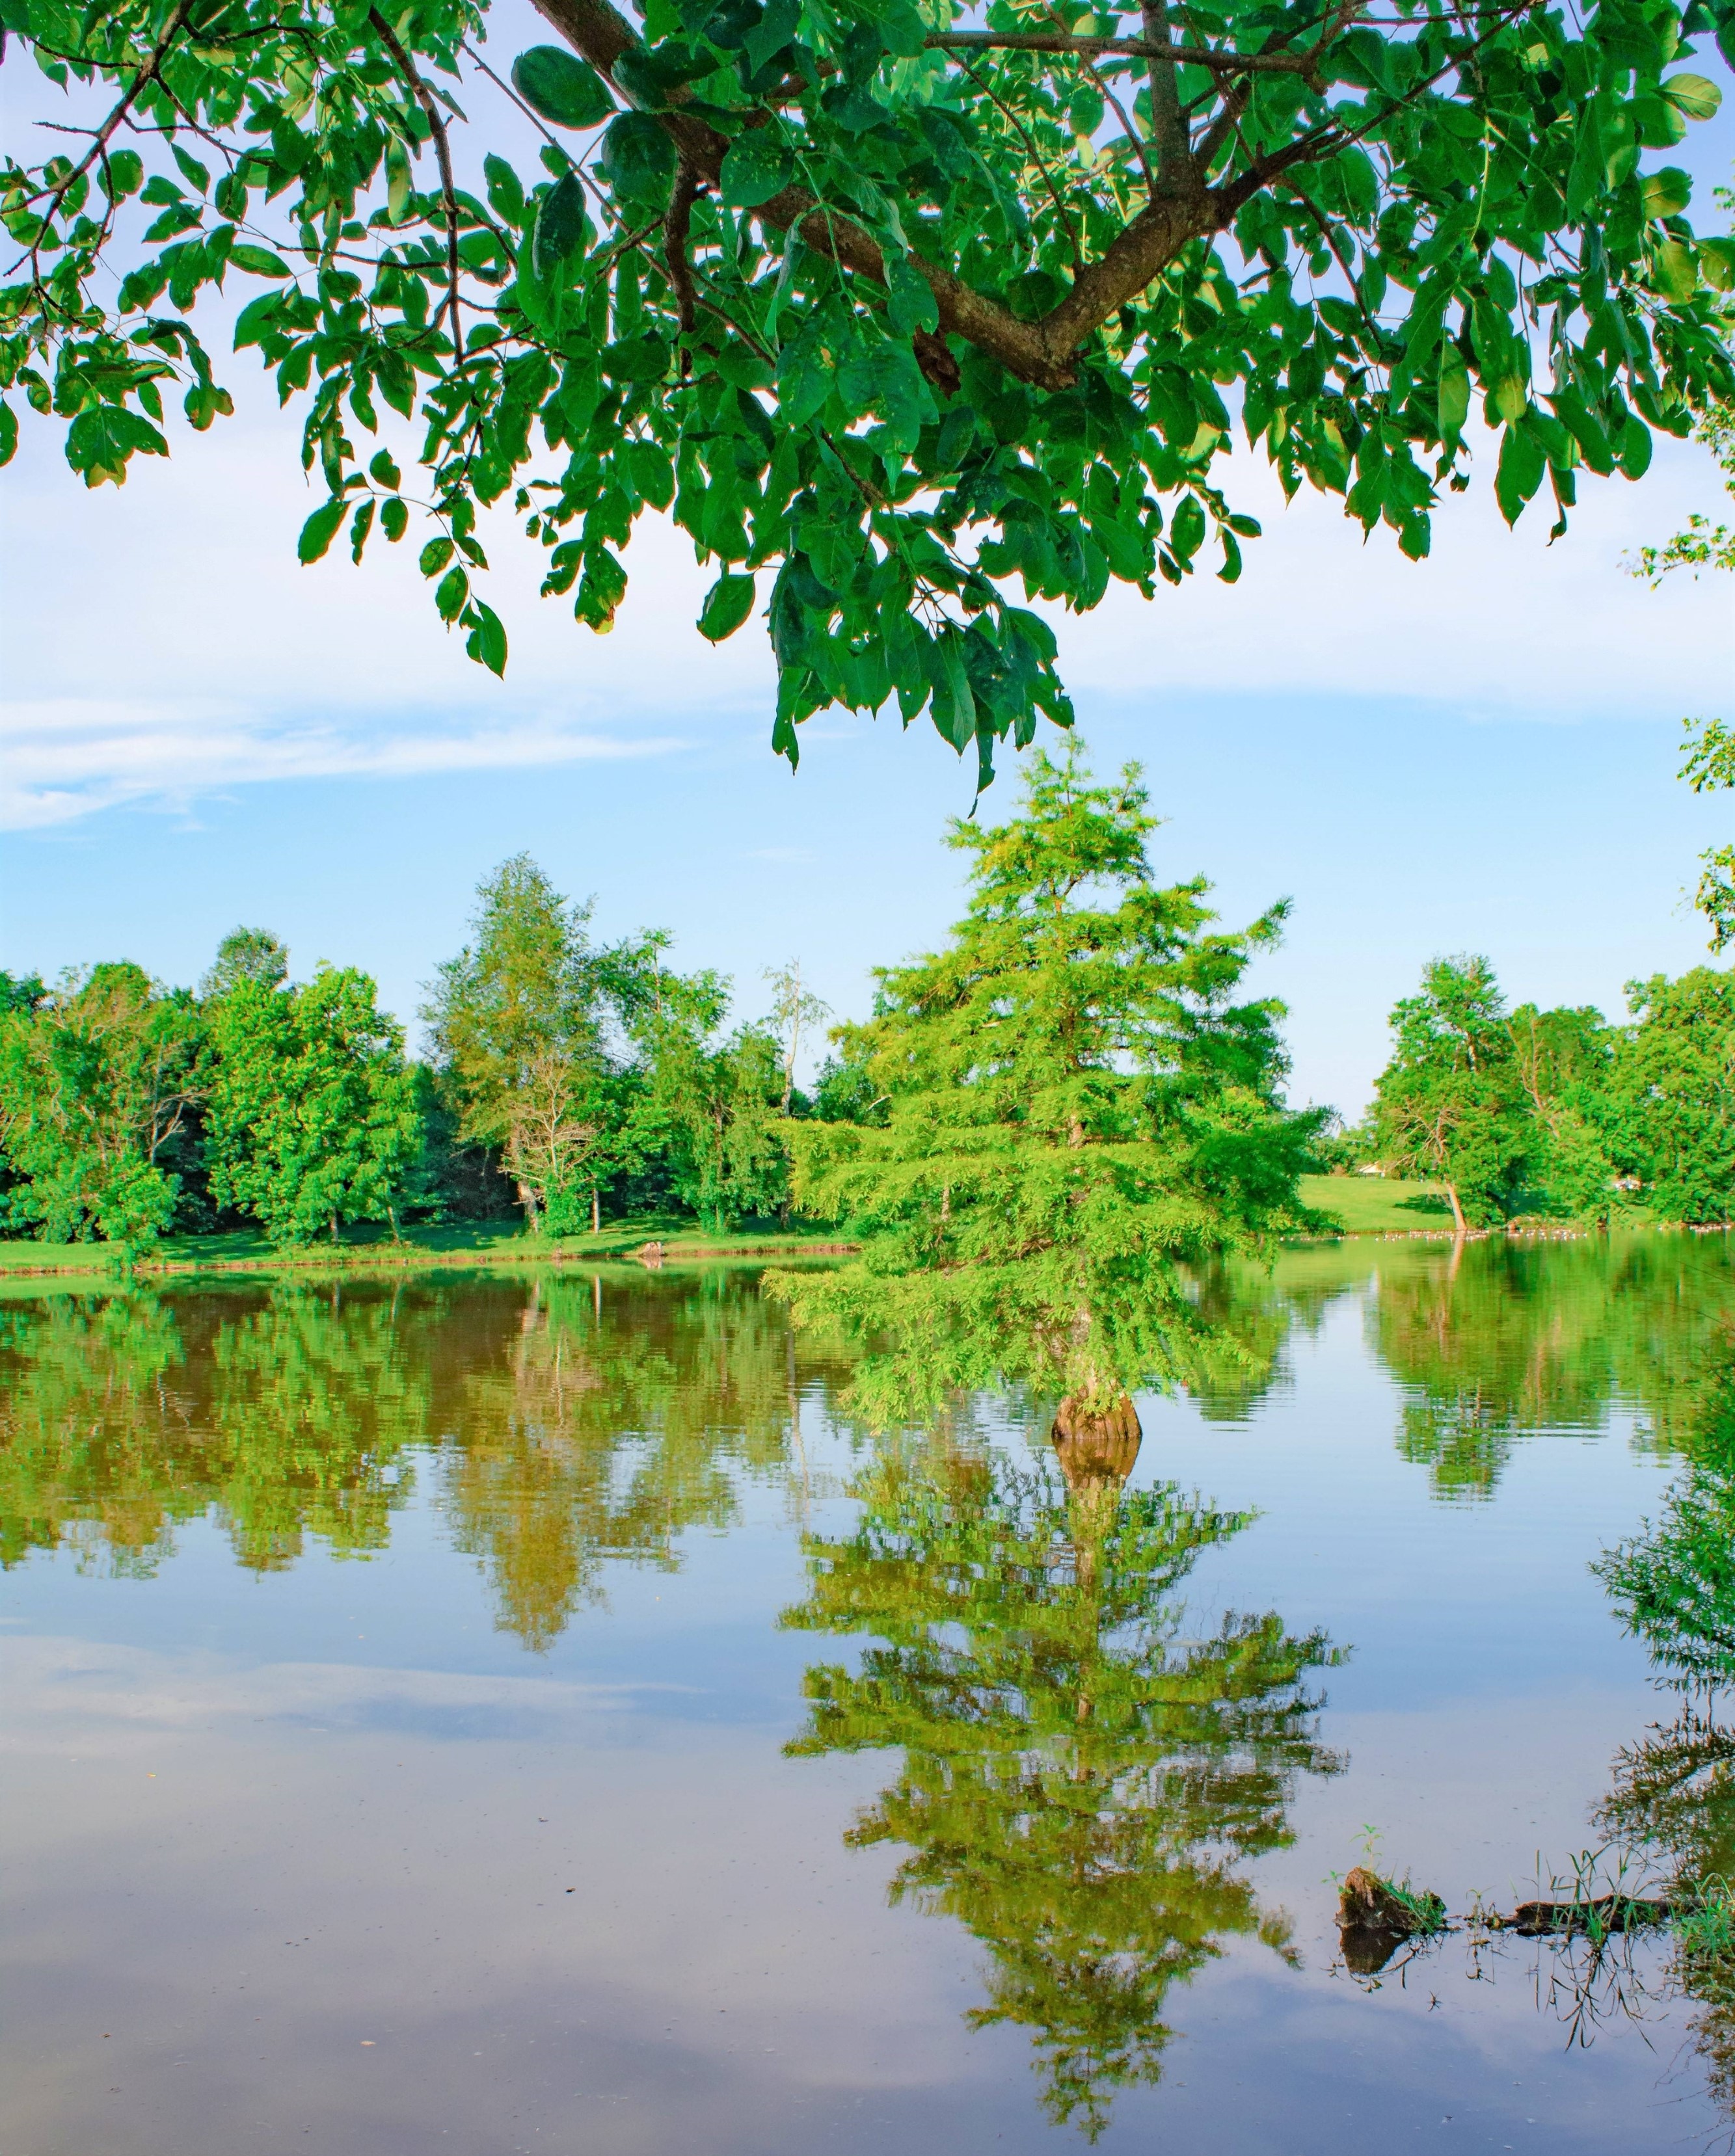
1595,1325 -> 1735,2115
781,1408 -> 1343,2139
0,1271 -> 852,1644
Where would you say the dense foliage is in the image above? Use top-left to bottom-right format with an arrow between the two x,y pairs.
1367,948 -> 1735,1225
3,0 -> 1732,779
770,745 -> 1325,1424
0,853 -> 815,1245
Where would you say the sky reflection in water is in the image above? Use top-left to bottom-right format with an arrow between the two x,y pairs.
3,1234 -> 1734,2154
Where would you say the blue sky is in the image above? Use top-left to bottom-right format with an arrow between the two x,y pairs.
3,29 -> 1732,1115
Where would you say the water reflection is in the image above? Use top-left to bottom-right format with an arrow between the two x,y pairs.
0,1272 -> 853,1641
779,1417 -> 1343,2138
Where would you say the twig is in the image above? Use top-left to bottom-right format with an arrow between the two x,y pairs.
369,9 -> 462,351
956,53 -> 1084,273
26,0 -> 199,217
927,29 -> 1332,76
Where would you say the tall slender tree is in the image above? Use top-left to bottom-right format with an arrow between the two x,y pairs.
771,744 -> 1323,1444
424,855 -> 660,1231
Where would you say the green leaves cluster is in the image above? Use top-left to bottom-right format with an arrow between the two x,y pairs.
5,0 -> 1732,780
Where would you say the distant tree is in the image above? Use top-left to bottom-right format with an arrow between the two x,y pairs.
423,855 -> 660,1233
200,927 -> 289,1000
635,970 -> 788,1231
809,1049 -> 887,1128
0,972 -> 46,1017
1372,957 -> 1529,1231
761,960 -> 831,1116
205,967 -> 421,1244
0,963 -> 206,1245
1505,1001 -> 1621,1220
771,745 -> 1323,1441
1606,968 -> 1735,1224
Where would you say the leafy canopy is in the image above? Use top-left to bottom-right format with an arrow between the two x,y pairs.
205,962 -> 422,1242
0,962 -> 206,1244
772,744 -> 1323,1417
5,0 -> 1733,782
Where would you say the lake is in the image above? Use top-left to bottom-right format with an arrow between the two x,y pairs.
4,1234 -> 1734,2154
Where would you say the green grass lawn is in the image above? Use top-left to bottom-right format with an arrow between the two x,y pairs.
1297,1173 -> 1454,1234
0,1214 -> 857,1279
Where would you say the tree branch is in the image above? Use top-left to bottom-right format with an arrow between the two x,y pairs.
926,30 -> 1332,76
369,9 -> 461,349
28,0 -> 199,220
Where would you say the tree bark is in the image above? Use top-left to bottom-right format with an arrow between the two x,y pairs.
518,1180 -> 541,1235
1444,1181 -> 1467,1236
591,1184 -> 600,1235
1051,1391 -> 1142,1494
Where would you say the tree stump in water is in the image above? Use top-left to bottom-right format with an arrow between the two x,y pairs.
1051,1393 -> 1142,1495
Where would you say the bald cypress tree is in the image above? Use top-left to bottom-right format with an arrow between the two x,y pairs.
772,745 -> 1322,1444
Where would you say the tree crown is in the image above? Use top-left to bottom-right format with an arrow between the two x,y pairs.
5,0 -> 1732,780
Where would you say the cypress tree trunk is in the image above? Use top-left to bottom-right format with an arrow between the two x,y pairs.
1051,1391 -> 1142,1494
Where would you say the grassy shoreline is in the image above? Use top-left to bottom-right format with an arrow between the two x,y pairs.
0,1173 -> 1585,1284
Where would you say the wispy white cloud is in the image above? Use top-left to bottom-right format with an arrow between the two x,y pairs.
0,699 -> 684,830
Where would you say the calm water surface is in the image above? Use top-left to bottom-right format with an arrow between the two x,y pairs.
4,1236 -> 1734,2154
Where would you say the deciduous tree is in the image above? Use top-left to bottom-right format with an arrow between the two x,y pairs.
1606,965 -> 1735,1221
1371,953 -> 1528,1229
424,853 -> 660,1231
5,0 -> 1731,782
0,962 -> 206,1244
205,964 -> 422,1242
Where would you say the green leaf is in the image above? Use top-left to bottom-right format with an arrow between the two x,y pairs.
531,173 -> 589,282
64,405 -> 167,488
598,114 -> 677,215
698,572 -> 756,642
600,334 -> 669,384
419,536 -> 455,577
720,133 -> 794,209
381,497 -> 409,542
229,243 -> 291,278
100,149 -> 144,200
435,565 -> 470,620
1701,238 -> 1735,294
464,600 -> 508,675
1494,423 -> 1545,526
1641,166 -> 1692,219
1615,416 -> 1652,480
1650,239 -> 1699,303
1169,495 -> 1205,563
0,401 -> 16,469
297,497 -> 347,563
885,252 -> 939,338
1662,72 -> 1722,121
511,46 -> 614,130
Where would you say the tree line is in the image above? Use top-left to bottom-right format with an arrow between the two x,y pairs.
0,853 -> 850,1248
1337,954 -> 1735,1230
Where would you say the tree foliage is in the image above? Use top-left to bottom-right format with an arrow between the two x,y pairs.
0,961 -> 206,1244
205,962 -> 422,1241
422,851 -> 664,1229
771,744 -> 1323,1421
4,0 -> 1732,779
1603,964 -> 1735,1221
